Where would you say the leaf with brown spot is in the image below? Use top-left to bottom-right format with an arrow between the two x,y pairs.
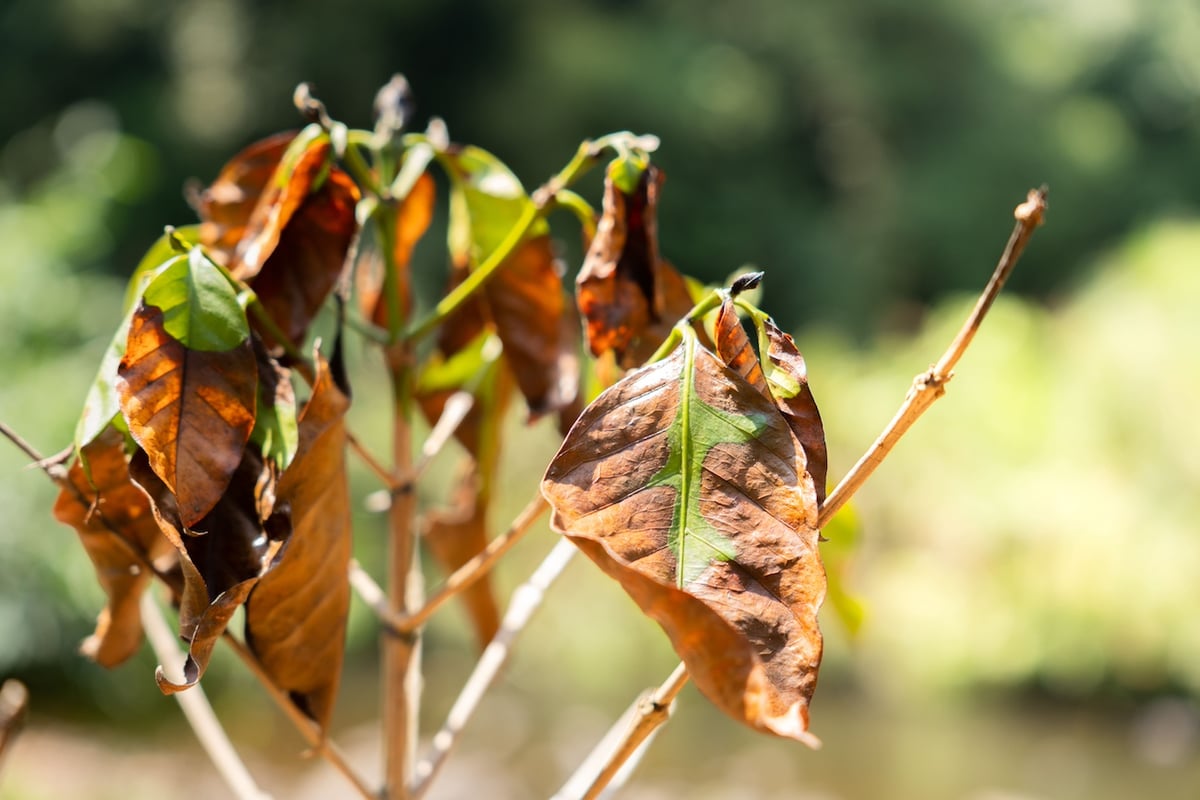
52,428 -> 175,667
577,164 -> 699,368
116,250 -> 257,527
439,144 -> 580,417
244,357 -> 353,729
542,327 -> 826,744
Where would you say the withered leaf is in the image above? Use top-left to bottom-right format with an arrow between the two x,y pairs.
193,131 -> 297,265
358,171 -> 436,331
244,357 -> 353,729
52,428 -> 175,667
131,446 -> 280,694
542,332 -> 826,744
577,164 -> 698,368
715,300 -> 828,503
417,331 -> 510,645
422,467 -> 500,648
117,251 -> 257,527
247,167 -> 360,347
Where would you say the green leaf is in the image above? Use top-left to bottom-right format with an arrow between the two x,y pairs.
438,144 -> 549,264
123,226 -> 201,312
142,248 -> 249,351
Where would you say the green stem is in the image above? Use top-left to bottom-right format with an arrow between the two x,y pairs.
646,289 -> 726,364
550,189 -> 599,241
404,138 -> 603,343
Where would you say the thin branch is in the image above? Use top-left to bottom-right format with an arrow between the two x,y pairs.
411,390 -> 474,480
410,536 -> 578,799
555,663 -> 690,800
347,431 -> 402,491
563,188 -> 1048,800
0,679 -> 29,771
221,634 -> 379,800
397,494 -> 548,633
141,593 -> 272,800
818,187 -> 1047,527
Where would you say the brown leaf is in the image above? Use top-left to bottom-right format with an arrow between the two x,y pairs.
52,428 -> 175,667
759,319 -> 828,504
193,131 -> 296,263
422,468 -> 500,648
358,172 -> 437,330
118,305 -> 257,527
542,334 -> 825,744
715,301 -> 828,503
244,357 -> 353,729
247,167 -> 360,347
576,166 -> 697,368
480,234 -> 580,419
130,446 -> 281,694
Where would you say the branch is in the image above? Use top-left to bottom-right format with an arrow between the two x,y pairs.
554,663 -> 690,800
221,634 -> 378,800
398,494 -> 547,633
410,537 -> 578,798
564,187 -> 1048,799
141,593 -> 272,800
0,679 -> 29,771
818,186 -> 1047,526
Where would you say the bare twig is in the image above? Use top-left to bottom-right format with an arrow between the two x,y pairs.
567,188 -> 1048,799
221,634 -> 378,800
141,593 -> 272,800
554,663 -> 690,800
0,679 -> 29,771
397,494 -> 548,633
818,187 -> 1046,526
410,537 -> 578,798
347,431 -> 402,492
411,390 -> 474,480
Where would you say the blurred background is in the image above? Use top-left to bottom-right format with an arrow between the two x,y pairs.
2,0 -> 1200,797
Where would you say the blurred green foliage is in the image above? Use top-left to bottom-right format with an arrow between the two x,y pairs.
2,1 -> 1200,794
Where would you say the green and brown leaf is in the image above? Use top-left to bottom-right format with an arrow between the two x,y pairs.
542,315 -> 826,743
117,249 -> 257,527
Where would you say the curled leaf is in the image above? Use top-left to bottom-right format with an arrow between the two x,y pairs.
577,164 -> 697,368
245,357 -> 352,729
52,428 -> 175,667
130,446 -> 280,694
543,331 -> 826,744
358,171 -> 436,331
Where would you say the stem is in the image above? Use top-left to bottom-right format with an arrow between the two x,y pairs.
221,634 -> 378,800
818,187 -> 1046,527
0,679 -> 29,770
404,139 -> 603,343
555,663 -> 690,800
550,189 -> 599,241
410,537 -> 577,798
141,593 -> 271,800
